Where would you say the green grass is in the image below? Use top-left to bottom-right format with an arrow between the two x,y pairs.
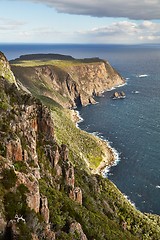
11,59 -> 102,69
0,64 -> 15,84
50,106 -> 106,170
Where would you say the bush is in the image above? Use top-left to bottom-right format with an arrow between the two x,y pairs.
13,162 -> 28,173
1,168 -> 17,190
4,184 -> 29,220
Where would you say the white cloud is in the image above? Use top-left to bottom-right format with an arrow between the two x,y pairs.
77,21 -> 160,43
17,27 -> 75,43
10,20 -> 160,43
25,0 -> 160,20
0,17 -> 25,31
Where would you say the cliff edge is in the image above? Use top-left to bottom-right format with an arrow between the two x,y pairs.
11,54 -> 125,108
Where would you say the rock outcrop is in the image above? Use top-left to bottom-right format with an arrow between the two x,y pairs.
70,222 -> 87,240
0,51 -> 17,85
112,91 -> 126,99
40,195 -> 50,224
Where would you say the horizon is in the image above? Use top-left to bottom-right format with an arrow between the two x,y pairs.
1,42 -> 160,46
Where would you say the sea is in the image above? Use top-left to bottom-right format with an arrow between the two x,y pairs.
1,43 -> 160,214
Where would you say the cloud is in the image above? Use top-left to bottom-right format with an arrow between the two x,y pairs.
26,0 -> 160,20
17,27 -> 75,43
77,21 -> 160,43
0,17 -> 25,31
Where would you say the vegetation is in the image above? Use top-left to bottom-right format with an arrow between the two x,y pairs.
1,168 -> 17,190
13,162 -> 28,173
4,184 -> 29,220
0,56 -> 160,239
11,58 -> 103,69
0,52 -> 15,83
50,105 -> 107,170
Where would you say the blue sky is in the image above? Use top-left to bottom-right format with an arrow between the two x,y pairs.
0,0 -> 160,44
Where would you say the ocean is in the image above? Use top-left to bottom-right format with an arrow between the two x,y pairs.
1,43 -> 160,214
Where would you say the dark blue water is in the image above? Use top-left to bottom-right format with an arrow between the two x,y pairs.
77,45 -> 160,214
1,43 -> 160,214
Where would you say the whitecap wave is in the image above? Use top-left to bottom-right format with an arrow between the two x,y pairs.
137,74 -> 148,78
156,185 -> 160,189
132,90 -> 140,94
107,82 -> 127,92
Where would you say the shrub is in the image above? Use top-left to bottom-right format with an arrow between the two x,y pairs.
13,162 -> 28,173
4,184 -> 29,220
1,168 -> 17,190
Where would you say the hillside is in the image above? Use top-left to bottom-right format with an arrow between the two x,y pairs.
0,51 -> 160,239
11,54 -> 124,108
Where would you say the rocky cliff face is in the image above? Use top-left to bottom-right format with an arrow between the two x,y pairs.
1,52 -> 160,240
11,56 -> 124,108
0,55 -> 83,239
0,52 -> 17,85
66,61 -> 124,106
0,77 -> 83,239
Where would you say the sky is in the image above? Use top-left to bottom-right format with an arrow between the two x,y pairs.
0,0 -> 160,44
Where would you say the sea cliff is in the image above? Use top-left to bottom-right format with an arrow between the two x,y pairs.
11,54 -> 124,108
0,52 -> 160,239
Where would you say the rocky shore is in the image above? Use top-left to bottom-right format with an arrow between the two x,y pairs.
70,109 -> 117,175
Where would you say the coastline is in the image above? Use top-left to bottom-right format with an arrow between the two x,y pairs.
70,110 -> 137,208
69,82 -> 127,176
70,108 -> 120,176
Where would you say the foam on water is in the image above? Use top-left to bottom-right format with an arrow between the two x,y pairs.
75,110 -> 84,128
136,74 -> 149,78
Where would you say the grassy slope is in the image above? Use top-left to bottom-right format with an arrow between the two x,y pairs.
38,95 -> 108,170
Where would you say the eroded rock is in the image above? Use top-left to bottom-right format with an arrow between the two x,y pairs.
70,222 -> 87,240
40,195 -> 50,224
6,138 -> 23,162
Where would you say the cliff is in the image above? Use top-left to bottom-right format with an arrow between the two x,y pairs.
0,52 -> 17,85
0,52 -> 160,240
11,55 -> 124,108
